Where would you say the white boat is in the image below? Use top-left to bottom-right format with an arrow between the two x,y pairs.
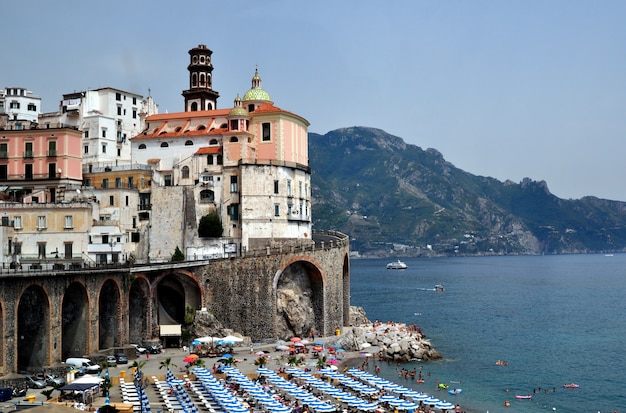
435,284 -> 445,291
386,259 -> 407,270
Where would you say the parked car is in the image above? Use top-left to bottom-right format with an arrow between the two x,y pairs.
0,388 -> 12,402
33,373 -> 65,387
115,353 -> 129,364
24,376 -> 46,389
130,344 -> 147,354
45,373 -> 66,387
106,355 -> 117,367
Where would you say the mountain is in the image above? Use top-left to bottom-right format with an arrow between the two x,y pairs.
309,127 -> 626,256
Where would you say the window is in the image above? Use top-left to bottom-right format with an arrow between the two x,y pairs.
48,163 -> 56,178
102,143 -> 107,153
207,155 -> 213,165
133,109 -> 137,119
10,102 -> 20,109
128,176 -> 134,188
217,154 -> 223,165
229,136 -> 238,142
113,177 -> 120,188
64,215 -> 73,229
25,164 -> 33,180
0,143 -> 7,158
84,145 -> 89,154
125,196 -> 129,206
109,195 -> 114,206
84,130 -> 89,138
230,176 -> 238,193
164,174 -> 172,186
48,141 -> 57,156
131,232 -> 140,242
117,106 -> 122,115
209,139 -> 218,145
262,123 -> 271,141
85,178 -> 91,186
160,142 -> 169,148
274,180 -> 279,194
138,144 -> 146,149
37,216 -> 47,230
28,103 -> 37,111
299,181 -> 303,197
132,217 -> 137,229
64,242 -> 73,259
38,242 -> 46,259
102,234 -> 109,244
287,180 -> 292,196
274,204 -> 280,216
102,178 -> 109,188
116,93 -> 121,101
230,120 -> 238,131
185,140 -> 193,146
227,204 -> 239,221
0,165 -> 7,180
181,166 -> 190,179
200,189 -> 215,201
133,97 -> 137,104
24,142 -> 33,158
14,242 -> 22,256
102,129 -> 107,138
14,216 -> 22,229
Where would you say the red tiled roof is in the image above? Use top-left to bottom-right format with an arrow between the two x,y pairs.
195,146 -> 222,155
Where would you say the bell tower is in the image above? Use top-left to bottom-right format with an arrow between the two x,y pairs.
182,44 -> 220,112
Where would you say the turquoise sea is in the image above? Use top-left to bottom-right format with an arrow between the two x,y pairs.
349,254 -> 626,412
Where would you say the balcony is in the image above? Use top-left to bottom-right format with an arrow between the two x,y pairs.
47,150 -> 57,157
0,151 -> 8,159
23,151 -> 34,159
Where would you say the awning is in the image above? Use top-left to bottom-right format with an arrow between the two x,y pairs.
160,324 -> 182,336
60,382 -> 99,391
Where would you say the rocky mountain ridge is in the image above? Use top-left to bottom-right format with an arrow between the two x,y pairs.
309,127 -> 626,256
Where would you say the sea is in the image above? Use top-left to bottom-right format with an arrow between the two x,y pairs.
349,254 -> 626,413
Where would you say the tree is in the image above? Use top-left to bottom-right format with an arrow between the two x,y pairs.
159,357 -> 177,372
198,213 -> 223,237
171,246 -> 185,261
316,355 -> 328,370
254,356 -> 268,368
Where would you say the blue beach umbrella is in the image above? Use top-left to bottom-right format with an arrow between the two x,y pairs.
435,401 -> 455,411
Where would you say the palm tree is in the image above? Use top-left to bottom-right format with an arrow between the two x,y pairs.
131,360 -> 146,377
222,357 -> 237,367
287,356 -> 302,367
193,358 -> 206,368
159,357 -> 177,372
316,355 -> 328,370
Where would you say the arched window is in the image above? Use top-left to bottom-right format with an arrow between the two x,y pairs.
200,189 -> 215,201
200,73 -> 206,86
175,127 -> 182,133
185,140 -> 193,146
191,73 -> 197,87
160,142 -> 169,148
181,166 -> 190,179
209,139 -> 218,145
197,125 -> 206,130
191,102 -> 198,111
229,136 -> 238,142
207,155 -> 213,165
138,144 -> 146,149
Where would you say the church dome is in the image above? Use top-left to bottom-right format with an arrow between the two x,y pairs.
229,106 -> 249,117
242,68 -> 272,102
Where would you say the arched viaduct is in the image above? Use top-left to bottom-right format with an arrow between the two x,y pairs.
0,232 -> 349,376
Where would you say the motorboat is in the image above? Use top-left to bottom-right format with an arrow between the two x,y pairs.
386,260 -> 407,269
435,284 -> 444,291
563,383 -> 579,388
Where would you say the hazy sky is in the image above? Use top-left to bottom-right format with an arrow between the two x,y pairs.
3,1 -> 625,201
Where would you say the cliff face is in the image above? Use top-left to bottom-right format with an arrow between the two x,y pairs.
309,127 -> 626,256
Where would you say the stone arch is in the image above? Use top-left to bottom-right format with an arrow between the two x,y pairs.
273,257 -> 325,340
342,253 -> 350,326
98,278 -> 122,350
61,282 -> 90,360
153,270 -> 202,345
129,276 -> 151,345
17,284 -> 51,372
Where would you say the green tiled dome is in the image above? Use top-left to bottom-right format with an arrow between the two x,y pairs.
243,87 -> 271,102
229,106 -> 249,117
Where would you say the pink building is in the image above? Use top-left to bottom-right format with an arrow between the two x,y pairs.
0,127 -> 83,202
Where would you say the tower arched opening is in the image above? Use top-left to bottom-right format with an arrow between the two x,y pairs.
62,282 -> 89,360
99,279 -> 121,350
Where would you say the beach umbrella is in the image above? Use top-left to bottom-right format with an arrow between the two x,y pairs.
312,346 -> 324,352
221,354 -> 233,359
183,356 -> 196,363
222,335 -> 244,343
290,337 -> 302,342
275,344 -> 291,351
435,401 -> 455,411
294,342 -> 305,347
423,397 -> 440,405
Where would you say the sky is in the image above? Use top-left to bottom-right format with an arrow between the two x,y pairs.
3,0 -> 625,201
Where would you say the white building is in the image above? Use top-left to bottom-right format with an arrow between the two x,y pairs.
0,86 -> 42,127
